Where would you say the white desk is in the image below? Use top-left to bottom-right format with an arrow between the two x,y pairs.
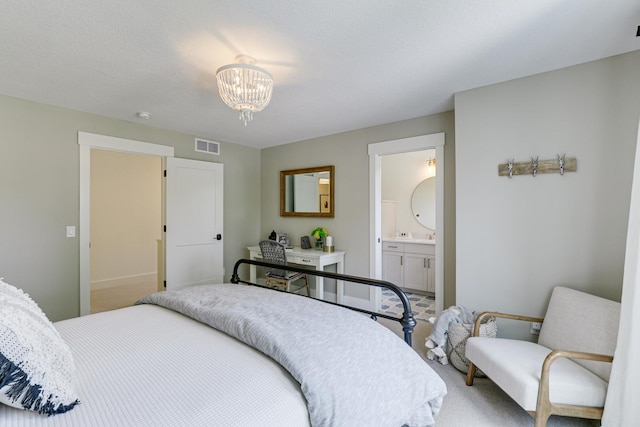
247,246 -> 346,302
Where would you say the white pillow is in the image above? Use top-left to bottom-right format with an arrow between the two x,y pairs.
0,278 -> 80,415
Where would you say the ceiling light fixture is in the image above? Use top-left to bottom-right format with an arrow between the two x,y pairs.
216,55 -> 273,126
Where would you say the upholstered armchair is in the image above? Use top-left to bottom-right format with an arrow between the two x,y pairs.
465,286 -> 620,427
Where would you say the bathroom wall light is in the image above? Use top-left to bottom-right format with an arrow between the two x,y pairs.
427,158 -> 436,174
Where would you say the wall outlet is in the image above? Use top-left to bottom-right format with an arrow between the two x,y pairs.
531,321 -> 542,335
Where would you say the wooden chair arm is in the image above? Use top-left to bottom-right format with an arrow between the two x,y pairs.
472,311 -> 545,337
535,349 -> 614,426
542,348 -> 614,371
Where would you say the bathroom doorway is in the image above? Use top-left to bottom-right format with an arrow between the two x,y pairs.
368,133 -> 445,315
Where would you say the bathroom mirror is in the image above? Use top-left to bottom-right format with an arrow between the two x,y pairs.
411,177 -> 436,229
280,165 -> 334,217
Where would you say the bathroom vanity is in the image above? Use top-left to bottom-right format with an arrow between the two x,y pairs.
382,240 -> 435,294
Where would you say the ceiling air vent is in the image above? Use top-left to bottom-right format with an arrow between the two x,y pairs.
195,138 -> 220,155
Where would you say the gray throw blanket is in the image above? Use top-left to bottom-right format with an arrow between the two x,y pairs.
425,306 -> 475,365
137,283 -> 446,427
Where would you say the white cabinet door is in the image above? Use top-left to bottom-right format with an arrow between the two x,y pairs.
165,158 -> 224,291
426,255 -> 436,293
404,253 -> 428,292
382,251 -> 403,287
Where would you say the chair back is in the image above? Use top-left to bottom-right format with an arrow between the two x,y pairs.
259,240 -> 289,278
537,286 -> 620,382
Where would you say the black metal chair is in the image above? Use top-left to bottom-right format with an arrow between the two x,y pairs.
258,240 -> 310,296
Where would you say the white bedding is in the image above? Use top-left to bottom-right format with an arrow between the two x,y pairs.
0,304 -> 311,426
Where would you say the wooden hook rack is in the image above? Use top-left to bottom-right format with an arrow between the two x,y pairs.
498,157 -> 577,177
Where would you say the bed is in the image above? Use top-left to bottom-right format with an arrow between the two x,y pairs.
0,259 -> 447,426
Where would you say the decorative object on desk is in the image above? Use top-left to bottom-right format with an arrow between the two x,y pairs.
268,230 -> 277,240
311,227 -> 327,250
301,236 -> 312,249
278,233 -> 289,247
498,156 -> 577,177
323,235 -> 334,252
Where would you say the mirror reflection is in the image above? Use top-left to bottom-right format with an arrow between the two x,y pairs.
411,177 -> 436,229
280,166 -> 334,217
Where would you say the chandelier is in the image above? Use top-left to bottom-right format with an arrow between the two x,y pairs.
216,55 -> 273,126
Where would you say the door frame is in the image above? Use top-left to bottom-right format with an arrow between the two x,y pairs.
368,133 -> 445,314
78,132 -> 174,315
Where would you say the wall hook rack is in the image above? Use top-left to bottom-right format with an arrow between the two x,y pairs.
498,155 -> 576,177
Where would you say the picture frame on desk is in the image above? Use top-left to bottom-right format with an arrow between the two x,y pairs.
301,236 -> 311,249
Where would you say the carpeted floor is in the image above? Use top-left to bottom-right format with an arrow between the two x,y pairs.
91,280 -> 159,313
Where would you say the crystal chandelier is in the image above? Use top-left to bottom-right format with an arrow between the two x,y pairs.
216,55 -> 273,126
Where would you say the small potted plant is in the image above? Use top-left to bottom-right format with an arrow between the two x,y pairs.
310,227 -> 327,250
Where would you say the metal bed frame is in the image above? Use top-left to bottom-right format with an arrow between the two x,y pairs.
230,258 -> 417,346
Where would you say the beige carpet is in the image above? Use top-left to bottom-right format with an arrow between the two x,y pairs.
90,281 -> 159,313
377,318 -> 600,427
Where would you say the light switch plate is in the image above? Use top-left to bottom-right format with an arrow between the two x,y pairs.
66,226 -> 76,238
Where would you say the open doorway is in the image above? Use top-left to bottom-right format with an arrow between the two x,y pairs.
89,149 -> 162,313
378,149 -> 437,316
368,133 -> 445,315
79,132 -> 175,316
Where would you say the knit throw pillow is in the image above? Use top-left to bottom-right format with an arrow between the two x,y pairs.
0,278 -> 79,415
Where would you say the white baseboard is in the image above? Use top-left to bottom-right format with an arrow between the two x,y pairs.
91,273 -> 157,291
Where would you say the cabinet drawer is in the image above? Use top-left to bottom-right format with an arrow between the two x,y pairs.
382,242 -> 404,252
289,256 -> 315,266
404,243 -> 435,255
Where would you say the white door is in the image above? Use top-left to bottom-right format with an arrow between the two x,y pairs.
165,158 -> 224,291
294,173 -> 319,212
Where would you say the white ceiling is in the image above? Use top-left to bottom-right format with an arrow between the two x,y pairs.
1,1 -> 639,149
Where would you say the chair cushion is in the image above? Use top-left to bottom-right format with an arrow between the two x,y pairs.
538,287 -> 620,382
266,271 -> 305,281
466,337 -> 608,411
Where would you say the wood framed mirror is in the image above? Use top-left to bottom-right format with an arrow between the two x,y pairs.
280,165 -> 334,217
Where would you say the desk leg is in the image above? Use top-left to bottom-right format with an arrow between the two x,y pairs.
315,266 -> 324,300
336,260 -> 344,304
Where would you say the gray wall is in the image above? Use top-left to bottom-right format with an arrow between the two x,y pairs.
260,112 -> 456,306
0,95 -> 260,321
455,50 -> 640,338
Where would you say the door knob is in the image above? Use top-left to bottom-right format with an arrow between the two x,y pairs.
216,234 -> 222,240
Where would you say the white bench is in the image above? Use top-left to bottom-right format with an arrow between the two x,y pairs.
465,286 -> 620,427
